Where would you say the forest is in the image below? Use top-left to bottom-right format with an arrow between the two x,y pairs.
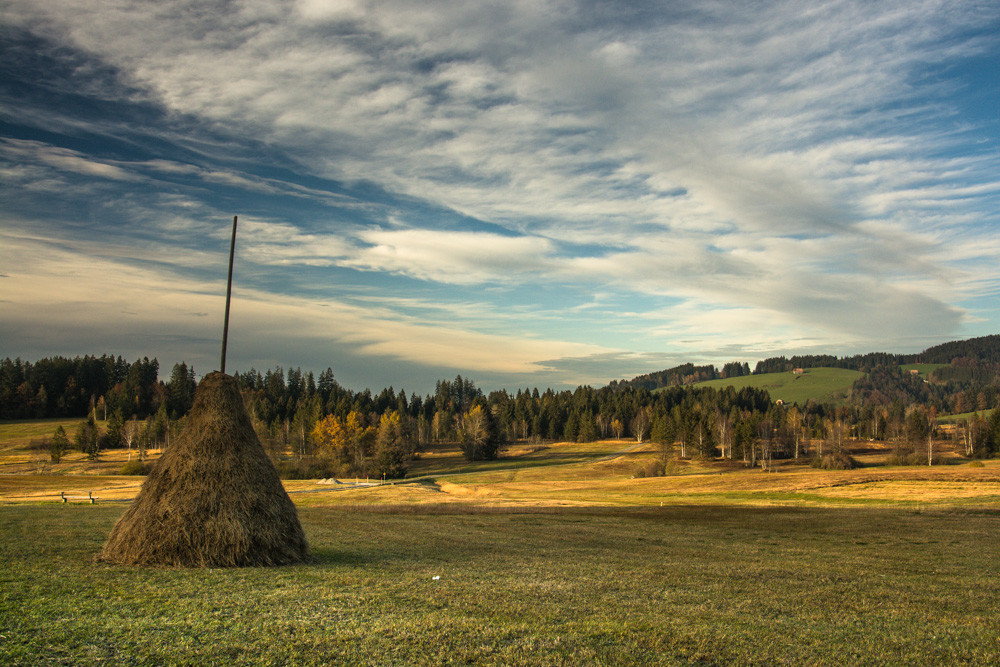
2,335 -> 999,479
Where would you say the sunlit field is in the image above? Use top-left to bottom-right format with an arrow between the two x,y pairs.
694,367 -> 864,406
3,424 -> 1000,664
3,504 -> 999,665
3,432 -> 1000,509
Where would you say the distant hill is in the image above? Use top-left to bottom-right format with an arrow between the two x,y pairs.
613,334 -> 1000,392
752,335 -> 1000,374
608,363 -> 721,392
917,334 -> 1000,365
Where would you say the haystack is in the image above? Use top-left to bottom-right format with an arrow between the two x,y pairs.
100,371 -> 308,566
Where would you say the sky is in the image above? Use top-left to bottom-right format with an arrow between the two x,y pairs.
1,0 -> 999,393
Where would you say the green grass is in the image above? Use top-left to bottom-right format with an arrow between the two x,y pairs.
3,504 -> 999,665
938,408 -> 997,424
407,440 -> 631,478
694,367 -> 863,405
900,363 -> 948,376
0,417 -> 90,449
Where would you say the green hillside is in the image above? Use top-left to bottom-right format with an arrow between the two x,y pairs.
694,367 -> 863,405
899,363 -> 947,376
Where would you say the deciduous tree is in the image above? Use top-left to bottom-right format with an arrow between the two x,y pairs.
312,411 -> 374,475
458,404 -> 502,461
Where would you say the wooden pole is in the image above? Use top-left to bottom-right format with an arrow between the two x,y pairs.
221,215 -> 238,374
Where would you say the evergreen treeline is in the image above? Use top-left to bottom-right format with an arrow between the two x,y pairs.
753,352 -> 904,374
231,368 -> 794,475
844,358 -> 1000,416
0,355 -> 162,420
919,334 -> 1000,364
5,337 -> 1000,478
609,363 -> 726,391
752,334 -> 1000,374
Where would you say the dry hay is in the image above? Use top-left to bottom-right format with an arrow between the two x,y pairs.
99,372 -> 308,567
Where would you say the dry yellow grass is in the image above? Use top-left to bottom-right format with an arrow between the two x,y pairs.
282,457 -> 1000,510
0,474 -> 144,503
2,427 -> 999,510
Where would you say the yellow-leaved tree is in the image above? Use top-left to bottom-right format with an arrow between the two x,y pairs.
311,411 -> 374,475
457,403 -> 501,461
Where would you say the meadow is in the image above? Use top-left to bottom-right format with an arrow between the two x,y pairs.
3,504 -> 999,666
693,367 -> 863,405
3,421 -> 1000,664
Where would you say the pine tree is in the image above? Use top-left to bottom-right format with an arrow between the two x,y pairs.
49,425 -> 69,463
104,409 -> 125,450
373,411 -> 414,478
76,415 -> 100,461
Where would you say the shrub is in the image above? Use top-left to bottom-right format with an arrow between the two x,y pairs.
904,452 -> 946,466
633,460 -> 666,478
887,452 -> 944,466
812,451 -> 858,470
885,453 -> 906,466
275,458 -> 340,480
967,460 -> 985,468
119,459 -> 152,475
50,426 -> 69,463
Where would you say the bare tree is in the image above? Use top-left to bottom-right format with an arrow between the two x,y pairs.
715,408 -> 731,459
926,406 -> 937,466
787,406 -> 803,459
123,418 -> 137,461
631,408 -> 651,444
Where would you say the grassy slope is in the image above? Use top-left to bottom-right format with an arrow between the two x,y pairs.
0,417 -> 90,448
2,504 -> 999,666
693,367 -> 863,405
939,408 -> 997,424
900,362 -> 948,376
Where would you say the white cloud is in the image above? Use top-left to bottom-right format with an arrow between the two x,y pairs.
342,228 -> 555,284
236,218 -> 355,267
0,138 -> 141,182
0,232 -> 606,380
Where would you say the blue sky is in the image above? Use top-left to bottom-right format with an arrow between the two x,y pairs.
2,0 -> 999,393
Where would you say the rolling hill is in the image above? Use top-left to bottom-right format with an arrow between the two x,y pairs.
692,367 -> 863,405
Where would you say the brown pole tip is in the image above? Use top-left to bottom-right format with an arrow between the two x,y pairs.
221,215 -> 238,373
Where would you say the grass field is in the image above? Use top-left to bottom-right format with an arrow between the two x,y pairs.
3,504 -> 999,666
4,435 -> 1000,509
938,409 -> 996,424
3,420 -> 1000,664
693,367 -> 863,405
900,363 -> 948,376
0,417 -> 91,449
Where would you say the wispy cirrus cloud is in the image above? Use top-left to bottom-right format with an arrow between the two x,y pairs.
342,229 -> 556,284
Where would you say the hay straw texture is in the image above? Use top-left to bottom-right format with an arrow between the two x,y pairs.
100,372 -> 308,566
